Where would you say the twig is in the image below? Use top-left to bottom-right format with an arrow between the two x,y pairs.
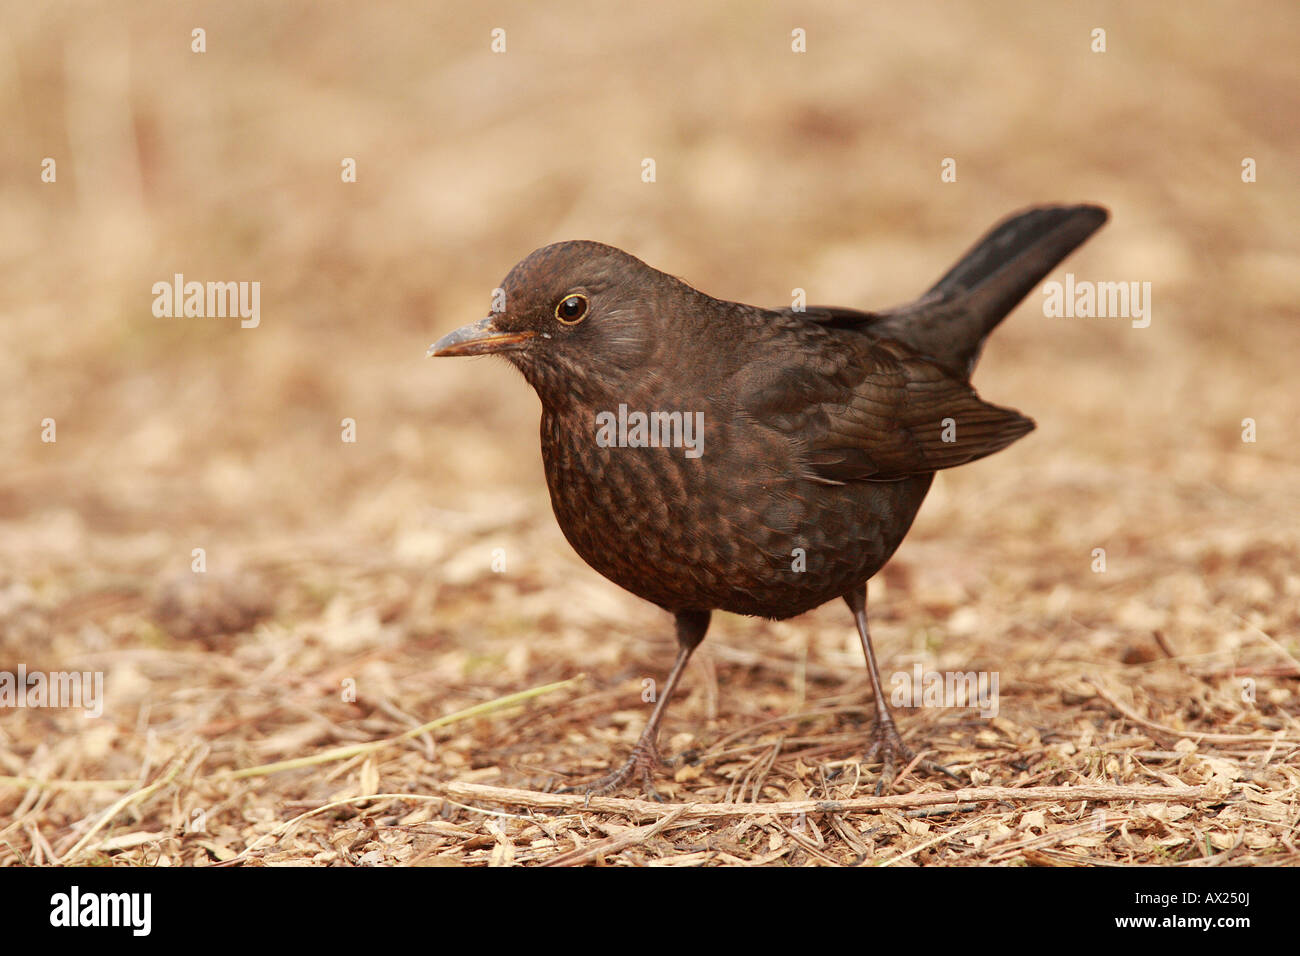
445,781 -> 1211,821
0,776 -> 137,791
211,675 -> 584,780
1227,611 -> 1300,675
878,817 -> 985,867
542,805 -> 691,866
1087,677 -> 1300,746
61,754 -> 188,863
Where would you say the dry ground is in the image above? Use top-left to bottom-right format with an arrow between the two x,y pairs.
1,1 -> 1298,866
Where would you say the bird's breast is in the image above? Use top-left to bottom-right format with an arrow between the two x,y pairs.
539,402 -> 931,618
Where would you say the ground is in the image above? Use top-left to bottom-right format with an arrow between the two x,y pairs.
1,1 -> 1297,866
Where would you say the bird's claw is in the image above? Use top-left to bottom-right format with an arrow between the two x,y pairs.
556,741 -> 666,802
862,718 -> 961,794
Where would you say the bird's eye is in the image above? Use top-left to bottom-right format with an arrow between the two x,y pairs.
555,294 -> 588,324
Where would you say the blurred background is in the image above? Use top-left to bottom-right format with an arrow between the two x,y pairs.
1,1 -> 1297,863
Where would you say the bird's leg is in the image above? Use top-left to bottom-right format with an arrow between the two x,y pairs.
559,609 -> 710,801
845,585 -> 960,794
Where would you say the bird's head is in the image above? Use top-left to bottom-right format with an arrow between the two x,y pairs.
429,241 -> 692,405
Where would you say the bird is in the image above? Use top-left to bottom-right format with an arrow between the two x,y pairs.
429,204 -> 1108,798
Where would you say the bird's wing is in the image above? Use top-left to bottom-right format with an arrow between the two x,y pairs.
737,333 -> 1034,483
783,305 -> 888,329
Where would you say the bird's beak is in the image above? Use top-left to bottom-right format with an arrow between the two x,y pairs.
427,316 -> 536,357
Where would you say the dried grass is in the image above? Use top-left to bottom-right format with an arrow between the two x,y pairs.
2,1 -> 1298,865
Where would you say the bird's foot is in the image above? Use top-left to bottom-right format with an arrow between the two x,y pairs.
556,740 -> 666,802
861,718 -> 962,795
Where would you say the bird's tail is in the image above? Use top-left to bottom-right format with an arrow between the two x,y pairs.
877,204 -> 1109,376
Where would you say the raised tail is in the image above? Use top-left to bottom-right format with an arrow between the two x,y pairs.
872,204 -> 1109,376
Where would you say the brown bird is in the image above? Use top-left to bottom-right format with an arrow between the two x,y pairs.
430,204 -> 1108,797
